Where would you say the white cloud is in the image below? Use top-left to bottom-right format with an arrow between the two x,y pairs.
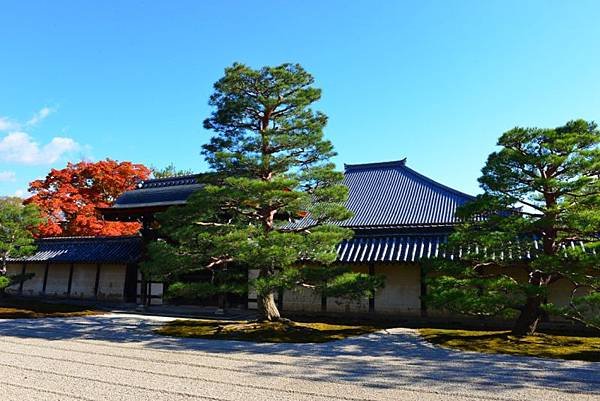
13,189 -> 26,198
0,131 -> 80,165
0,171 -> 16,182
26,106 -> 55,126
0,116 -> 20,132
0,107 -> 85,167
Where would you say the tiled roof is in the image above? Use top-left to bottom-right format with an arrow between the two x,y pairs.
337,234 -> 448,263
290,159 -> 474,229
111,175 -> 203,209
8,236 -> 142,263
107,160 -> 474,229
342,159 -> 473,227
335,235 -> 594,263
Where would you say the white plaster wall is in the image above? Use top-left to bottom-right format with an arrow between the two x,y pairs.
4,263 -> 24,294
547,278 -> 590,308
327,265 -> 370,313
374,264 -> 421,315
283,286 -> 322,312
149,282 -> 164,305
281,264 -> 422,315
150,282 -> 163,296
70,264 -> 97,298
44,264 -> 71,296
5,263 -> 22,276
327,296 -> 370,313
21,264 -> 45,296
97,264 -> 125,300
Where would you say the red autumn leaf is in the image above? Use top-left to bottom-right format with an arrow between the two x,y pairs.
25,159 -> 150,237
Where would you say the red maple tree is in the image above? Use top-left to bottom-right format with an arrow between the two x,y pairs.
26,159 -> 151,237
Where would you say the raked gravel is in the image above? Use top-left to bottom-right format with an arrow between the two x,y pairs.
0,313 -> 597,401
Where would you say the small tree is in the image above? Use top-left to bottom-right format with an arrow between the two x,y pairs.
27,159 -> 150,236
150,163 -> 194,179
427,120 -> 600,335
146,63 -> 383,321
0,197 -> 42,292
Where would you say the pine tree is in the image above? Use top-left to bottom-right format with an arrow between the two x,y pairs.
150,163 -> 194,179
426,120 -> 600,335
146,63 -> 382,321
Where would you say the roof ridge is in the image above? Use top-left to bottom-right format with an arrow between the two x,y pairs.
344,158 -> 474,199
344,158 -> 407,170
140,174 -> 200,189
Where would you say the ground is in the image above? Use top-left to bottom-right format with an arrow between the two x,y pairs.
0,314 -> 598,401
419,328 -> 600,362
155,319 -> 381,342
0,298 -> 100,318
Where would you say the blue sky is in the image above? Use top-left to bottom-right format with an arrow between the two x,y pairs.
1,1 -> 599,197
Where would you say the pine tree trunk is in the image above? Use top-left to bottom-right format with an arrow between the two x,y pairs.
257,291 -> 281,321
1,255 -> 7,276
512,296 -> 542,336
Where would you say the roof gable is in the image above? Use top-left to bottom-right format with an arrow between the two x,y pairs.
340,159 -> 473,228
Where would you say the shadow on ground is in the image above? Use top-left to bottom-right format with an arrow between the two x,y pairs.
0,314 -> 598,397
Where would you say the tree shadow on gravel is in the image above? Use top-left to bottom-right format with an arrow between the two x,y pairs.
0,315 -> 598,398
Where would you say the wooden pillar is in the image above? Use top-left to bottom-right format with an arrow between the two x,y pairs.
321,293 -> 327,312
42,262 -> 49,294
139,213 -> 154,307
18,263 -> 26,294
146,274 -> 152,307
67,263 -> 74,297
368,263 -> 375,313
94,263 -> 101,298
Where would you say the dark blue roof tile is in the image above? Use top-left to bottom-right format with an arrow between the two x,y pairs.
288,159 -> 474,229
111,175 -> 203,209
108,160 -> 473,228
9,236 -> 142,263
337,234 -> 449,263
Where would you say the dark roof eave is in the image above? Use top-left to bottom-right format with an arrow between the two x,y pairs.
98,203 -> 186,221
8,236 -> 142,264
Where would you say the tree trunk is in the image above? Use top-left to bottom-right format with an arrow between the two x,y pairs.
1,255 -> 7,276
257,291 -> 281,321
512,296 -> 542,336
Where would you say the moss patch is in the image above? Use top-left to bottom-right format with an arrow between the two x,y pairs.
419,328 -> 600,362
0,299 -> 102,319
155,319 -> 380,343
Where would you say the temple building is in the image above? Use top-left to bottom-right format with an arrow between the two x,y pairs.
5,236 -> 141,302
3,175 -> 206,305
5,159 -> 574,315
270,159 -> 473,315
